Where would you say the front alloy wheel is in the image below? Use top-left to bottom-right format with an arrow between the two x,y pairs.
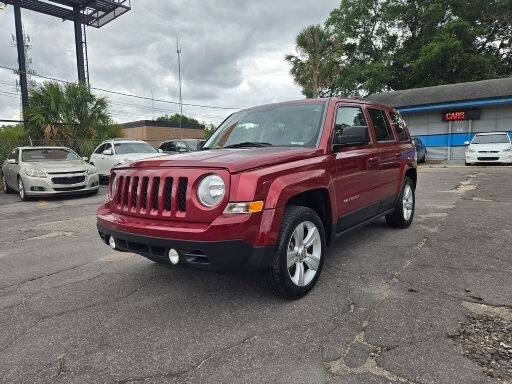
18,177 -> 28,201
2,174 -> 13,194
287,221 -> 322,287
263,206 -> 326,299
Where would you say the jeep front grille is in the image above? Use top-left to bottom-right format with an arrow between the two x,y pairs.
114,175 -> 188,214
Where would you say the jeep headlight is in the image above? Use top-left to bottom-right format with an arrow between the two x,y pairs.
503,147 -> 512,152
197,174 -> 225,207
467,148 -> 476,153
25,168 -> 47,178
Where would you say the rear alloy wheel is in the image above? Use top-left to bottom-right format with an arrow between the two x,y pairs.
2,174 -> 14,194
386,177 -> 415,228
18,177 -> 28,201
262,206 -> 326,299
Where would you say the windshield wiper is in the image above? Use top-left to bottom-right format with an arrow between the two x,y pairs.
223,142 -> 273,149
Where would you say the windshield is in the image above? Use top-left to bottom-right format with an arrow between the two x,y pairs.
471,134 -> 510,144
114,143 -> 157,154
22,148 -> 81,162
183,139 -> 203,150
204,102 -> 326,149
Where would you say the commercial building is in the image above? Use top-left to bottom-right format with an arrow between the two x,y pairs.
368,78 -> 512,160
121,120 -> 205,148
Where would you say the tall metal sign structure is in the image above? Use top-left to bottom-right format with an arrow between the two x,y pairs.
3,0 -> 131,118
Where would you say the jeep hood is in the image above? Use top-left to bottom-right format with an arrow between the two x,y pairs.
127,147 -> 322,173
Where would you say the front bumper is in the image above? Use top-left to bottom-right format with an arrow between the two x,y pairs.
97,224 -> 274,272
465,152 -> 512,164
23,173 -> 100,196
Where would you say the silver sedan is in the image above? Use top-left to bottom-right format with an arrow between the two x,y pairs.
2,146 -> 100,201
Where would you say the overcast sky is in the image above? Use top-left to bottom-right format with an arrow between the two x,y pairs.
0,0 -> 339,125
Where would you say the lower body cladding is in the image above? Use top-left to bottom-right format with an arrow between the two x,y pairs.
22,173 -> 100,197
97,225 -> 274,272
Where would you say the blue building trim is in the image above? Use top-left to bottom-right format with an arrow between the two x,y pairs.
416,131 -> 512,148
398,97 -> 512,114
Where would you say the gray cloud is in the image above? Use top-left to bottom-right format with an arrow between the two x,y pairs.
0,0 -> 339,124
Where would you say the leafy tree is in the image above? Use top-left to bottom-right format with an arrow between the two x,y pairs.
25,81 -> 119,142
156,113 -> 200,125
285,25 -> 342,97
292,0 -> 512,96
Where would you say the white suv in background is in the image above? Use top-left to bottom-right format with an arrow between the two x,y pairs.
90,139 -> 161,177
465,132 -> 512,166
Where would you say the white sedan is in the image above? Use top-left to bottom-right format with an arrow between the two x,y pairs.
2,146 -> 99,201
90,139 -> 163,178
465,132 -> 512,165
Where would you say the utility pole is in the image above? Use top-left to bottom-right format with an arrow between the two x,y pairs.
13,2 -> 29,120
176,35 -> 183,139
73,5 -> 86,84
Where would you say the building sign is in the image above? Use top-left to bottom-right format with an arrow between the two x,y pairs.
442,109 -> 481,122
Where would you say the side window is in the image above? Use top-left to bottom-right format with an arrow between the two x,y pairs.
104,143 -> 113,154
94,144 -> 105,154
167,141 -> 177,151
391,111 -> 410,141
334,106 -> 369,143
176,141 -> 188,151
368,108 -> 394,142
8,149 -> 17,160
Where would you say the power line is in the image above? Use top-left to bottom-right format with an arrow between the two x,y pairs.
0,64 -> 242,111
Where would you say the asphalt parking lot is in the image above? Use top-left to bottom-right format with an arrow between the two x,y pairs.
1,165 -> 512,384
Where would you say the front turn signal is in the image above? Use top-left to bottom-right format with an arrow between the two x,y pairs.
224,201 -> 264,214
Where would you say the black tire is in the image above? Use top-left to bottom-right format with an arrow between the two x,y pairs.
465,161 -> 471,166
262,206 -> 326,299
17,176 -> 29,201
385,177 -> 415,229
2,174 -> 14,194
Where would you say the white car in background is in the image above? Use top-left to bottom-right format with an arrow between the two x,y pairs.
465,132 -> 512,165
2,146 -> 99,201
89,139 -> 162,178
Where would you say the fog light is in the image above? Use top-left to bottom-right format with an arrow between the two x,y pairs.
108,236 -> 116,250
168,249 -> 179,264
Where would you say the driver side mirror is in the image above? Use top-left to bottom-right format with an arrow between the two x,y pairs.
102,149 -> 113,155
333,126 -> 370,152
7,158 -> 16,164
464,141 -> 470,146
157,148 -> 164,153
82,156 -> 88,161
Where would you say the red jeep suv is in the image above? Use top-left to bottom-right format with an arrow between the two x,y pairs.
97,98 -> 417,298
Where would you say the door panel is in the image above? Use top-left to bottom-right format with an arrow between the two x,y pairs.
332,104 -> 381,231
367,108 -> 401,205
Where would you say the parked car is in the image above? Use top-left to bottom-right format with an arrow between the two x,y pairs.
89,139 -> 161,178
465,132 -> 512,166
2,146 -> 99,201
97,99 -> 417,299
158,139 -> 205,154
412,137 -> 427,163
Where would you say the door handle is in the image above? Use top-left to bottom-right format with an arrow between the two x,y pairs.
368,157 -> 379,168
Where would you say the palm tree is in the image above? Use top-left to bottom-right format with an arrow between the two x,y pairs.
26,81 -> 117,141
285,25 -> 339,98
25,81 -> 120,155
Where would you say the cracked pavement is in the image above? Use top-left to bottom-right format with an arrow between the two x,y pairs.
1,165 -> 511,384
